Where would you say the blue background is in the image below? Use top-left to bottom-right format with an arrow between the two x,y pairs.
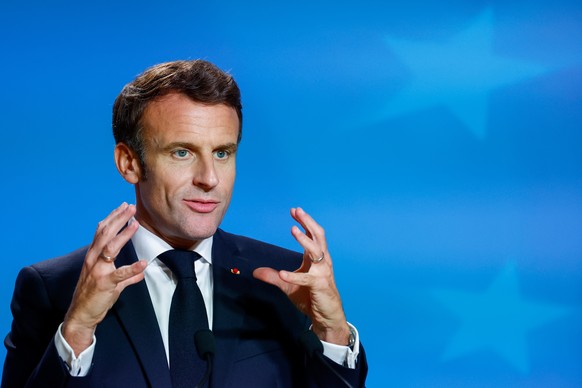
1,1 -> 581,386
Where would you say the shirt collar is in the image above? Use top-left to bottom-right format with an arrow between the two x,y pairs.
131,219 -> 213,265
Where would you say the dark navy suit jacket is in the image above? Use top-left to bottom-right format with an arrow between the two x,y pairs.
2,229 -> 367,387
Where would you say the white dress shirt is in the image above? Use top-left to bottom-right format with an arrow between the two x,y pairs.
55,224 -> 359,376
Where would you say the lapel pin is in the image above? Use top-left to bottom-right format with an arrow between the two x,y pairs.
230,268 -> 240,275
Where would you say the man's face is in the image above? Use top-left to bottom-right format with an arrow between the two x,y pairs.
134,92 -> 239,249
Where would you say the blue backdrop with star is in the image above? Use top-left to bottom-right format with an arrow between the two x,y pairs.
1,1 -> 581,386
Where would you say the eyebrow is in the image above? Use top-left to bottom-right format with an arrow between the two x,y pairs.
219,143 -> 239,153
162,142 -> 238,153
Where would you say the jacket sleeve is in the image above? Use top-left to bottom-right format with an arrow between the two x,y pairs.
307,344 -> 368,388
1,266 -> 71,388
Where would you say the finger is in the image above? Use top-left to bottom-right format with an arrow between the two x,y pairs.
112,260 -> 148,289
310,252 -> 325,264
290,208 -> 311,239
110,260 -> 147,285
291,225 -> 329,265
92,203 -> 133,247
280,270 -> 337,295
253,267 -> 293,294
99,204 -> 137,246
87,204 -> 137,266
291,207 -> 327,251
99,219 -> 140,264
93,202 -> 131,242
279,270 -> 314,288
88,220 -> 139,271
98,253 -> 116,263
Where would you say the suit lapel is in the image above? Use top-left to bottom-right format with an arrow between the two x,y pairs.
113,241 -> 172,387
210,229 -> 253,388
108,231 -> 254,387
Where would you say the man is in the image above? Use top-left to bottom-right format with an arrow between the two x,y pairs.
2,60 -> 367,387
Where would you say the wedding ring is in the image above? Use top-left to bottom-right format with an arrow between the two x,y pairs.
99,253 -> 115,262
311,253 -> 325,263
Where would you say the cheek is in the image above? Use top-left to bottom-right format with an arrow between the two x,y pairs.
146,170 -> 191,204
221,171 -> 236,195
156,165 -> 191,187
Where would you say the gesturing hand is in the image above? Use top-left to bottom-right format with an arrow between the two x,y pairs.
62,203 -> 147,356
253,207 -> 351,346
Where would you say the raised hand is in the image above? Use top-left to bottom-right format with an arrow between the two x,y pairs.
62,203 -> 147,355
253,207 -> 351,346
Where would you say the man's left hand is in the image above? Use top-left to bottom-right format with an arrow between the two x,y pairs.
253,207 -> 351,346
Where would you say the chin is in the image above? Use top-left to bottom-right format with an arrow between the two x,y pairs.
175,213 -> 225,241
185,224 -> 220,240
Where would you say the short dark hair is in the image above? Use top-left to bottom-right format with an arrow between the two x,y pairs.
112,59 -> 243,167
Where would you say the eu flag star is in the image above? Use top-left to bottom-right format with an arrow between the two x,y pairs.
380,8 -> 546,138
433,262 -> 570,373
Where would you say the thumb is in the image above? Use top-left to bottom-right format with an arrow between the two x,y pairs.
253,267 -> 287,290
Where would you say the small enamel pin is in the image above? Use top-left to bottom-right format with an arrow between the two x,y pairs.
230,268 -> 240,275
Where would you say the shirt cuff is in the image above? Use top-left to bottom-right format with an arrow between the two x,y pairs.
54,322 -> 96,376
320,322 -> 360,369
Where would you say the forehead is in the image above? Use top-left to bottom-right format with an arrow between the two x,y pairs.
141,93 -> 239,144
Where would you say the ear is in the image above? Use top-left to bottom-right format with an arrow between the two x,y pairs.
114,143 -> 143,184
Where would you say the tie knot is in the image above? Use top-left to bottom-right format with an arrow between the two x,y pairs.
158,249 -> 201,280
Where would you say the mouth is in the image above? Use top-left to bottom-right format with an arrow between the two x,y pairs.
183,199 -> 219,214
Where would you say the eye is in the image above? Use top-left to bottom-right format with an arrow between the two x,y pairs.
173,149 -> 190,158
214,150 -> 229,160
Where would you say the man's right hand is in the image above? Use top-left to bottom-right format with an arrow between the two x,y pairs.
62,203 -> 147,356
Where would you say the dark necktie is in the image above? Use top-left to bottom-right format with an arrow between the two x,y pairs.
158,249 -> 209,388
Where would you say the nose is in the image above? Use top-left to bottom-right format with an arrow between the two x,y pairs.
192,156 -> 219,191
